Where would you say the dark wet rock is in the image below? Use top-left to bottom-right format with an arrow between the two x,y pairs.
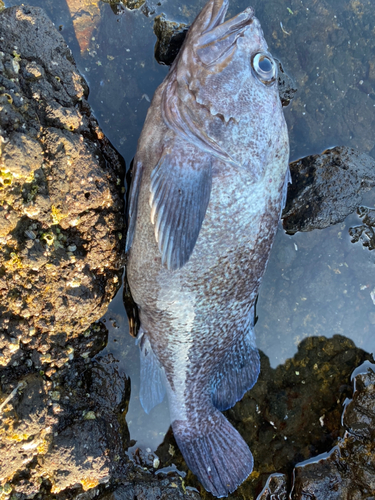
124,0 -> 146,9
291,361 -> 375,499
282,146 -> 375,235
343,361 -> 375,441
102,0 -> 158,18
101,481 -> 200,500
349,206 -> 375,251
274,58 -> 297,107
154,14 -> 189,66
0,5 -> 125,371
153,15 -> 296,106
0,354 -> 130,496
256,473 -> 287,500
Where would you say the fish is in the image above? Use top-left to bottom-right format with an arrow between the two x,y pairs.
126,0 -> 290,496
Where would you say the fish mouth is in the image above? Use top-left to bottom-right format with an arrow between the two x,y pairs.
198,7 -> 255,50
195,7 -> 254,67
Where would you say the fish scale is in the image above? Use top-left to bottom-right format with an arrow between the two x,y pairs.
126,0 -> 289,496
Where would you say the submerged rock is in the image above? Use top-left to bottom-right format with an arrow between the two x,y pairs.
282,146 -> 375,234
291,361 -> 375,499
0,5 -> 125,372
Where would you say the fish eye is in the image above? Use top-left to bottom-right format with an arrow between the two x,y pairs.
251,53 -> 277,86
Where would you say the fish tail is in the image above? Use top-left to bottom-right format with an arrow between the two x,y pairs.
172,410 -> 253,497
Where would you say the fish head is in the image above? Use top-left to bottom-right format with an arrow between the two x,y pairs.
175,0 -> 280,124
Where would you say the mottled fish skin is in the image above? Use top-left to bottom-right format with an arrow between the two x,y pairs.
126,0 -> 289,497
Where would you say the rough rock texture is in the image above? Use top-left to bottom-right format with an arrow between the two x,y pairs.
153,14 -> 189,66
349,205 -> 375,251
256,473 -> 287,500
0,354 -> 128,497
101,482 -> 200,500
282,146 -> 375,235
291,362 -> 375,499
274,58 -> 297,107
0,5 -> 125,372
0,350 -> 199,499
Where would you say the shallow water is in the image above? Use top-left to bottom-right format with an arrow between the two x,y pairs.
4,0 -> 375,481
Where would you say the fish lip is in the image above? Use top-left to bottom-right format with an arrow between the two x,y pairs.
198,7 -> 255,48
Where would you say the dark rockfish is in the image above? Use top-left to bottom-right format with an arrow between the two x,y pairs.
126,0 -> 289,496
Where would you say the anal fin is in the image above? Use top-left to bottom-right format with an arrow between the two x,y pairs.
137,331 -> 166,414
211,328 -> 260,411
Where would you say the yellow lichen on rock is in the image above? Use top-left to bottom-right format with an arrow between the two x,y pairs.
80,477 -> 100,491
51,205 -> 65,224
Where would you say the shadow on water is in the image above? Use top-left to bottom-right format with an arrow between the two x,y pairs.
3,0 -> 375,496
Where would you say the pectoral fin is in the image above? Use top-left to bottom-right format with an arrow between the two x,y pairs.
150,141 -> 212,270
125,158 -> 143,253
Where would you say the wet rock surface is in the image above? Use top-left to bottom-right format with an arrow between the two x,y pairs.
291,361 -> 375,499
282,146 -> 375,235
0,351 -> 198,499
256,473 -> 287,500
153,14 -> 189,66
0,354 -> 126,497
0,5 -> 125,372
349,206 -> 375,252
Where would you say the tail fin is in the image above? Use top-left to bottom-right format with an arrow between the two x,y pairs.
173,411 -> 253,497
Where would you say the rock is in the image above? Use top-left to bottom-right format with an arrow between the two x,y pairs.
349,206 -> 375,251
274,58 -> 297,107
291,361 -> 375,499
153,14 -> 189,66
0,375 -> 57,488
0,354 -> 130,497
256,473 -> 287,500
101,481 -> 201,500
0,5 -> 125,372
282,146 -> 375,234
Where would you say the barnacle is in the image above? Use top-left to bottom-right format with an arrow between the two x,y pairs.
0,170 -> 13,189
41,231 -> 55,245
